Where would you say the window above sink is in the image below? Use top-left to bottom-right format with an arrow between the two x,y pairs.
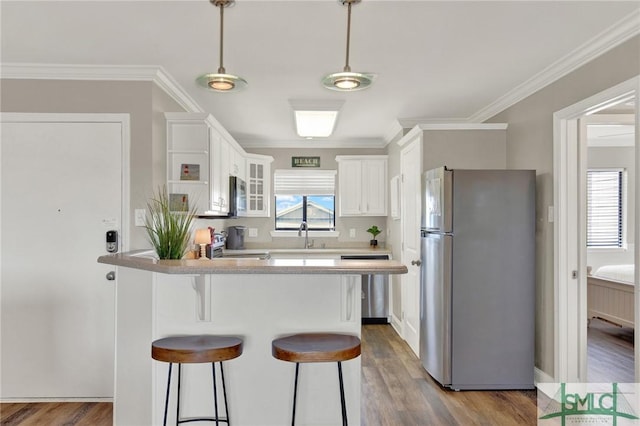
273,169 -> 337,233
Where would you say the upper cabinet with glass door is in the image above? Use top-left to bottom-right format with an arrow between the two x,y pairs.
245,153 -> 274,217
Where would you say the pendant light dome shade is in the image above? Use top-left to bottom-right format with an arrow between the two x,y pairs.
322,70 -> 373,91
197,71 -> 247,92
322,0 -> 374,92
197,0 -> 247,92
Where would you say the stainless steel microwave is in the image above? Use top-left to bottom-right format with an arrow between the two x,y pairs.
228,176 -> 246,217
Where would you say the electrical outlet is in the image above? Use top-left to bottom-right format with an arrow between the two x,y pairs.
349,228 -> 356,238
248,228 -> 258,238
134,209 -> 146,227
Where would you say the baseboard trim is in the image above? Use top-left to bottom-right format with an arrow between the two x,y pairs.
390,315 -> 403,337
0,397 -> 113,403
535,367 -> 555,384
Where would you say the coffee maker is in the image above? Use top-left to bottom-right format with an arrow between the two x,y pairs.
226,226 -> 247,249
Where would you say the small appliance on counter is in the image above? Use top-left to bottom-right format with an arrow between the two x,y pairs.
226,226 -> 247,249
206,232 -> 226,258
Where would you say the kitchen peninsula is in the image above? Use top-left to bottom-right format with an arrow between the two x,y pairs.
98,251 -> 407,426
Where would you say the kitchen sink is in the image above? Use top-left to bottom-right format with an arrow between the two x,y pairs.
221,252 -> 271,260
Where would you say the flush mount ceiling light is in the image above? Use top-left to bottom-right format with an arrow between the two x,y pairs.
197,0 -> 247,92
322,0 -> 374,92
290,100 -> 344,138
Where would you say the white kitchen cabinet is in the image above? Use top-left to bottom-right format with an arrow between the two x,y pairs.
166,113 -> 211,214
210,130 -> 231,214
245,154 -> 274,217
336,158 -> 362,215
362,157 -> 387,215
336,155 -> 388,216
230,145 -> 246,178
166,113 -> 246,215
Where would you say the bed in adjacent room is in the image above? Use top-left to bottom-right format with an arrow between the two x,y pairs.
588,264 -> 636,328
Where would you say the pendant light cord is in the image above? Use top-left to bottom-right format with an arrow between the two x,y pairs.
344,1 -> 352,72
218,2 -> 225,74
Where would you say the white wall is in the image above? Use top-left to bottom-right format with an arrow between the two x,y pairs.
420,129 -> 507,171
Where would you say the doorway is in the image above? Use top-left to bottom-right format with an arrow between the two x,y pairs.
0,113 -> 129,399
553,77 -> 639,383
584,111 -> 636,382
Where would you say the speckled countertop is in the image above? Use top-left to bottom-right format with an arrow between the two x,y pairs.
222,247 -> 392,256
98,250 -> 408,275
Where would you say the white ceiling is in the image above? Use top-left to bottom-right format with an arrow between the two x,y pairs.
1,1 -> 639,148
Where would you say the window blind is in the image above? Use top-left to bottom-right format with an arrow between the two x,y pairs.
587,169 -> 624,248
274,169 -> 336,195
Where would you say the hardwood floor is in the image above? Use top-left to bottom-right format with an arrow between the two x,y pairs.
0,402 -> 112,426
587,318 -> 635,383
361,324 -> 537,425
1,324 -> 538,426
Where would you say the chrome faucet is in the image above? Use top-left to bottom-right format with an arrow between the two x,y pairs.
298,221 -> 312,249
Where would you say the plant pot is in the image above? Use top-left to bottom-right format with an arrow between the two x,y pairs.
370,239 -> 378,247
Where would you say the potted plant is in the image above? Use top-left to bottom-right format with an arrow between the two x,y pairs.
144,186 -> 197,259
366,225 -> 382,247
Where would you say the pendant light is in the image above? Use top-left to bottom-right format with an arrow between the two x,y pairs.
322,0 -> 373,92
197,0 -> 247,92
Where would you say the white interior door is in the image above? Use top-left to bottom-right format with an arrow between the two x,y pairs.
1,114 -> 127,399
401,135 -> 422,356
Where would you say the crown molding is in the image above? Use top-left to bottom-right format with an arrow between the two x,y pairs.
1,63 -> 158,80
468,9 -> 640,123
238,137 -> 387,149
397,117 -> 469,129
383,120 -> 404,146
413,123 -> 508,131
0,62 -> 203,114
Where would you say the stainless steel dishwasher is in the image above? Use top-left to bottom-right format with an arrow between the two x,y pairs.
340,254 -> 390,324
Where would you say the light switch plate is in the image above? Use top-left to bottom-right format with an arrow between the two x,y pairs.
248,228 -> 258,238
349,228 -> 356,238
134,209 -> 146,227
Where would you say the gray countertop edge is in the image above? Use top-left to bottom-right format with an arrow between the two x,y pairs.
97,252 -> 408,275
222,248 -> 392,255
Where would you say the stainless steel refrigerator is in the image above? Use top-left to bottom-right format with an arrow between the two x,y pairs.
420,167 -> 535,390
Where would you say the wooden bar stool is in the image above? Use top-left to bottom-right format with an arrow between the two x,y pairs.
272,333 -> 361,426
152,335 -> 243,426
